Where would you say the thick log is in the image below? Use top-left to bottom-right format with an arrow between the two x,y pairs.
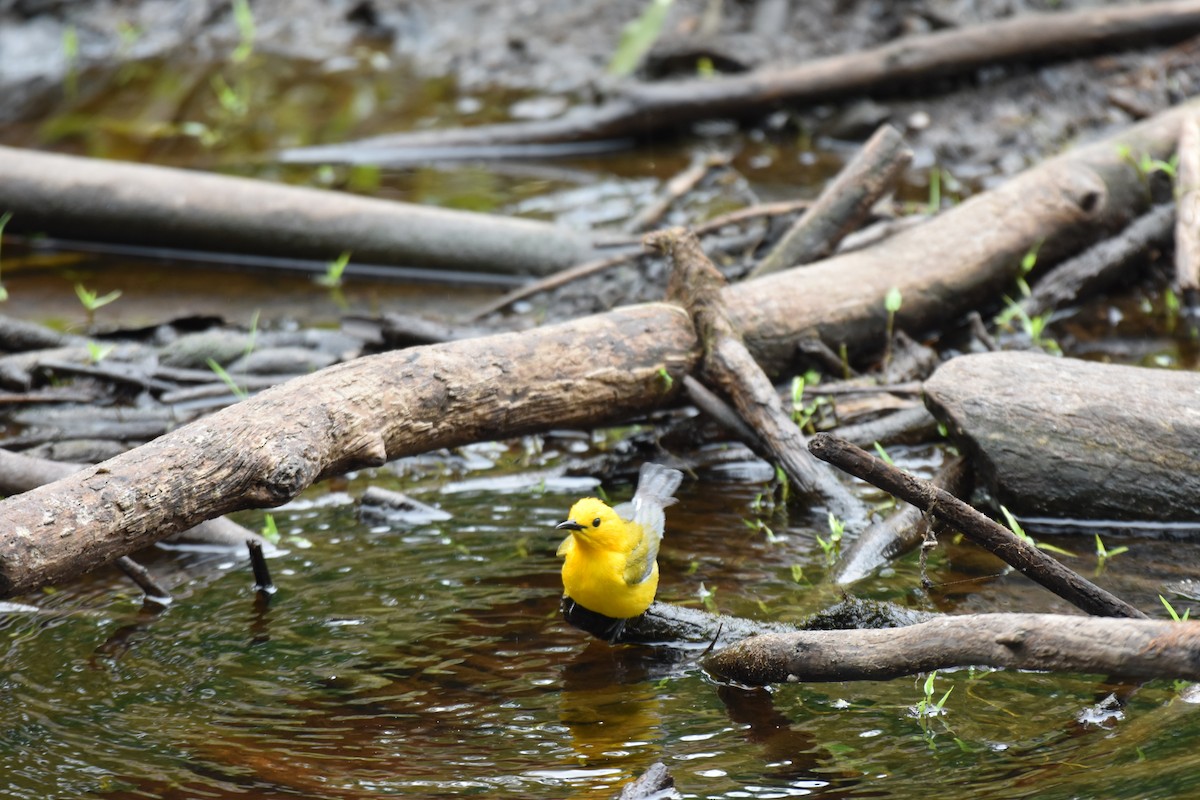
281,1 -> 1200,162
0,146 -> 597,277
923,351 -> 1200,522
0,102 -> 1192,598
704,614 -> 1200,684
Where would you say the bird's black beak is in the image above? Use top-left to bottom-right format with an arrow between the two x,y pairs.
556,519 -> 585,531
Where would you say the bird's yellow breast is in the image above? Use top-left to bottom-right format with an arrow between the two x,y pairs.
560,533 -> 659,619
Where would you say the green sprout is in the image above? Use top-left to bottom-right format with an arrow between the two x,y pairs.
608,0 -> 674,77
231,0 -> 256,63
316,251 -> 351,288
206,357 -> 247,400
86,341 -> 114,364
260,513 -> 280,545
657,366 -> 674,391
815,512 -> 845,564
914,671 -> 953,734
698,581 -> 718,613
790,564 -> 806,584
873,441 -> 894,466
0,211 -> 11,301
1094,534 -> 1128,572
883,287 -> 902,368
1160,594 -> 1191,622
62,25 -> 79,99
1000,505 -> 1075,557
926,167 -> 942,214
74,283 -> 122,329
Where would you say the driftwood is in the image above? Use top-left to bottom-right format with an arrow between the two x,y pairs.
651,227 -> 865,524
704,614 -> 1200,684
750,124 -> 911,277
281,1 -> 1200,162
923,351 -> 1200,522
0,146 -> 597,277
808,433 -> 1147,619
1021,203 -> 1175,318
1177,113 -> 1200,313
0,102 -> 1190,598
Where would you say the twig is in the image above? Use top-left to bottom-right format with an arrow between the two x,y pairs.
831,454 -> 969,584
1176,114 -> 1200,319
650,228 -> 866,526
114,556 -> 172,606
1022,203 -> 1175,318
626,152 -> 732,233
248,540 -> 275,597
751,123 -> 912,277
808,433 -> 1147,618
466,250 -> 640,321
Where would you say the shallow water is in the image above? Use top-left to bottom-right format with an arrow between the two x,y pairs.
2,441 -> 1197,799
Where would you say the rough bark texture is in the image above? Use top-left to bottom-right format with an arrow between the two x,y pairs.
651,228 -> 864,525
0,102 -> 1192,598
704,614 -> 1200,684
0,146 -> 597,277
724,98 -> 1195,370
281,1 -> 1200,160
808,433 -> 1147,619
923,351 -> 1200,522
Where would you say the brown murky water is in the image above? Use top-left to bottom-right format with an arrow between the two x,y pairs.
2,51 -> 1199,800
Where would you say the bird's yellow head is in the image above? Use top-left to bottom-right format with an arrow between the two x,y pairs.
556,497 -> 628,550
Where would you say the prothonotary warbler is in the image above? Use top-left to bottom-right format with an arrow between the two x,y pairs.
555,463 -> 683,628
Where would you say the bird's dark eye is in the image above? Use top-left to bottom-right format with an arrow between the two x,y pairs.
592,518 -> 601,527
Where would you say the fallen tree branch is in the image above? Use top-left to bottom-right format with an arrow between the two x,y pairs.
0,101 -> 1190,598
704,613 -> 1200,684
750,123 -> 911,277
1176,113 -> 1200,315
807,432 -> 1147,619
1022,203 -> 1175,318
0,146 -> 598,278
651,227 -> 865,525
281,2 -> 1200,161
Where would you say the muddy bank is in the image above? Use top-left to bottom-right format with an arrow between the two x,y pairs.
3,0 -> 1199,184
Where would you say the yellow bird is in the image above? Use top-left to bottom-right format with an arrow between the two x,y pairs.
555,463 -> 683,625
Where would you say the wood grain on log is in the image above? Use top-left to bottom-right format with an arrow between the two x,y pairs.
923,351 -> 1200,522
705,614 -> 1200,684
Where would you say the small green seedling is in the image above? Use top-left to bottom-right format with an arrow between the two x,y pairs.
231,0 -> 256,63
86,341 -> 114,364
1094,534 -> 1128,570
1001,505 -> 1075,557
914,670 -> 953,730
206,357 -> 246,400
608,0 -> 674,77
260,513 -> 280,545
0,211 -> 11,301
816,512 -> 845,564
698,582 -> 718,613
74,283 -> 122,329
62,25 -> 79,99
883,287 -> 902,368
1160,594 -> 1191,622
316,251 -> 351,288
657,366 -> 674,391
873,441 -> 894,466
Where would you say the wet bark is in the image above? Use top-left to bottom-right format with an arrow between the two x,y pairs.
704,614 -> 1200,684
923,351 -> 1200,522
0,101 -> 1191,598
0,146 -> 598,277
